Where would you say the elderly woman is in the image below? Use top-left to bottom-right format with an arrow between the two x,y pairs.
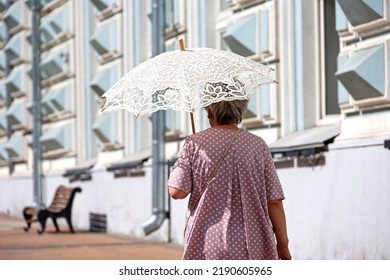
168,99 -> 291,260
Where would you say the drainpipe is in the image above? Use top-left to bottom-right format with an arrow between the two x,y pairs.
31,0 -> 43,207
142,0 -> 166,235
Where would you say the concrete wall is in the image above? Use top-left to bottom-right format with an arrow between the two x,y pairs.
278,138 -> 390,259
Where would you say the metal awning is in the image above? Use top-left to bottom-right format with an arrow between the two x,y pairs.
63,158 -> 96,182
106,150 -> 151,172
269,124 -> 341,157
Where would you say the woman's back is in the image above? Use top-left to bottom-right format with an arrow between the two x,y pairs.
169,128 -> 285,259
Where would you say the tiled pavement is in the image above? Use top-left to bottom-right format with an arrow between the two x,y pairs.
0,214 -> 183,260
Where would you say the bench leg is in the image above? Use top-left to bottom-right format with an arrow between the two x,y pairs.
65,215 -> 75,233
23,207 -> 36,232
52,217 -> 60,232
37,210 -> 49,234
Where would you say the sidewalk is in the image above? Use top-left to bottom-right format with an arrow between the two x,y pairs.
0,214 -> 183,260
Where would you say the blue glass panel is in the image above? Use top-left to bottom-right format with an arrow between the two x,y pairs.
92,112 -> 118,143
0,0 -> 6,13
40,125 -> 67,152
40,60 -> 62,79
0,81 -> 5,102
90,20 -> 117,56
0,112 -> 7,130
362,0 -> 383,16
335,1 -> 348,31
40,21 -> 55,43
6,100 -> 24,125
165,0 -> 181,28
3,2 -> 21,29
50,85 -> 70,111
5,34 -> 22,60
260,10 -> 269,53
0,141 -> 8,160
5,134 -> 23,158
261,84 -> 270,116
335,45 -> 384,100
90,0 -> 111,11
337,0 -> 382,26
224,14 -> 256,56
247,91 -> 258,118
41,4 -> 70,44
91,63 -> 118,96
6,67 -> 22,93
0,22 -> 7,43
40,124 -> 72,152
41,92 -> 55,116
0,52 -> 6,71
40,0 -> 55,6
354,45 -> 384,94
165,110 -> 180,131
40,45 -> 69,79
337,55 -> 349,104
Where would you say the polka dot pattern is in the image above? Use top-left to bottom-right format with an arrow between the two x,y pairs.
168,128 -> 285,260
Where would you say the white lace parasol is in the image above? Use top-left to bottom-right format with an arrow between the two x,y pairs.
101,47 -> 275,118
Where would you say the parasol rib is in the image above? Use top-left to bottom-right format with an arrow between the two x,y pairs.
178,38 -> 196,134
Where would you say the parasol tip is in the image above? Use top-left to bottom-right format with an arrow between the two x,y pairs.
178,38 -> 185,51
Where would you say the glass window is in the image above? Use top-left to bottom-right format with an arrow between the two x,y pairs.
6,66 -> 23,95
4,33 -> 22,62
40,124 -> 72,153
0,141 -> 8,162
5,133 -> 24,160
165,110 -> 181,133
5,99 -> 24,126
90,19 -> 119,58
0,22 -> 8,46
0,111 -> 7,133
336,45 -> 384,101
0,81 -> 6,107
3,1 -> 22,31
223,14 -> 256,57
244,84 -> 271,120
92,111 -> 121,149
336,0 -> 383,27
90,0 -> 119,13
90,61 -> 119,97
164,0 -> 185,36
221,6 -> 275,60
40,43 -> 71,80
40,3 -> 71,45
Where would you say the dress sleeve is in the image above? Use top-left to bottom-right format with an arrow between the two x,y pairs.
263,144 -> 285,201
167,139 -> 193,194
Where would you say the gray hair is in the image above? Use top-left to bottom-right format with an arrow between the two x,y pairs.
207,99 -> 249,125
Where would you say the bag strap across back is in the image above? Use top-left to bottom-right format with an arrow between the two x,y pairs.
189,128 -> 241,216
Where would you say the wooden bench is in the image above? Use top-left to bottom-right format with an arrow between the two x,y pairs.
23,185 -> 82,234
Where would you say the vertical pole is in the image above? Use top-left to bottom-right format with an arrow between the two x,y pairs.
31,0 -> 42,207
142,0 -> 166,235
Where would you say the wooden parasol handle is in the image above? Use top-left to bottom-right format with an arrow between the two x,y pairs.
178,38 -> 196,134
179,38 -> 185,51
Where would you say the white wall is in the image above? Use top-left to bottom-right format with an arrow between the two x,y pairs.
279,138 -> 390,259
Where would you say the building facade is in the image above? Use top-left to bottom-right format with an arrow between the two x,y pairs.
0,0 -> 389,259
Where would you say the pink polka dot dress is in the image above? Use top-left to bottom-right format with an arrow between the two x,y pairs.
168,127 -> 285,260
